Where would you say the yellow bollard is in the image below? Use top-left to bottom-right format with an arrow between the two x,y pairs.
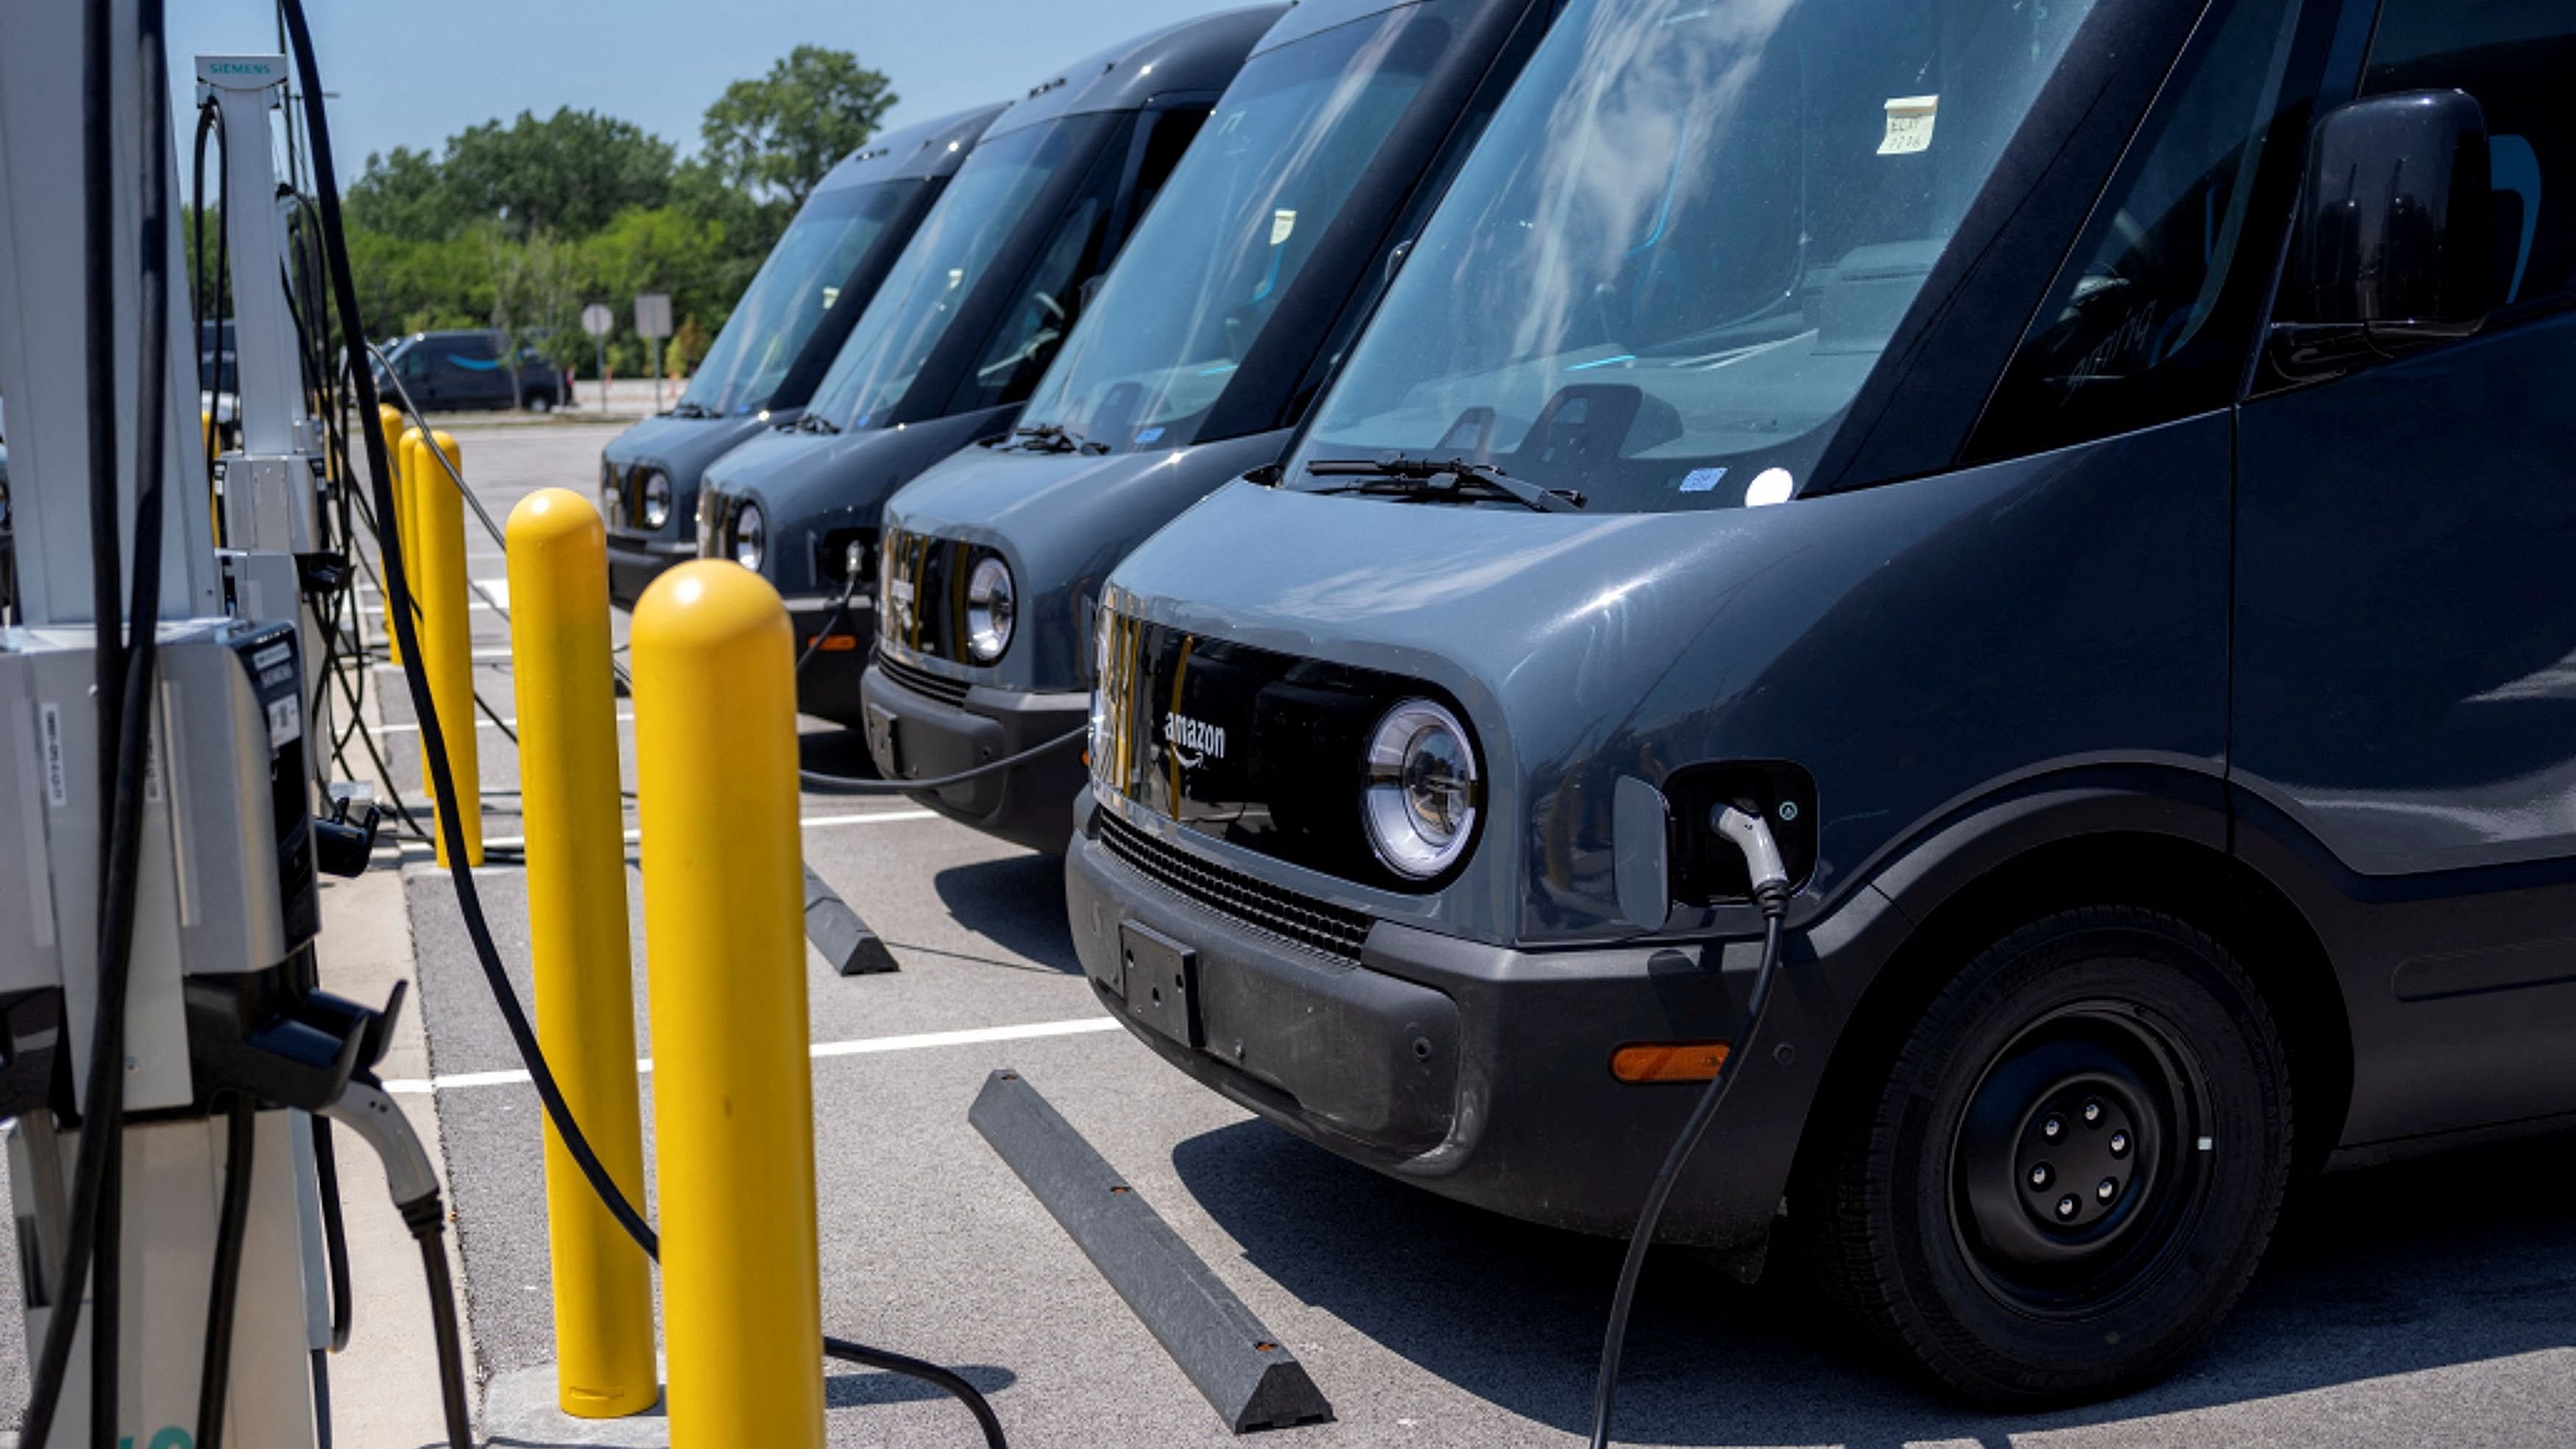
408,428 -> 482,867
631,561 -> 825,1448
505,489 -> 659,1417
378,404 -> 410,665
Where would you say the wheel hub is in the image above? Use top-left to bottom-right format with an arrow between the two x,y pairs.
2014,1084 -> 2139,1233
1953,1013 -> 2188,1303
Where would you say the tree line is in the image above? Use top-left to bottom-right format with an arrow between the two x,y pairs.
198,46 -> 896,383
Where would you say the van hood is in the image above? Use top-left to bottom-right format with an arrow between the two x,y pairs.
1102,421 -> 2232,943
878,429 -> 1287,688
700,404 -> 1016,595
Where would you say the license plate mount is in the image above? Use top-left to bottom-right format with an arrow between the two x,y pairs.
863,701 -> 902,777
1119,921 -> 1203,1049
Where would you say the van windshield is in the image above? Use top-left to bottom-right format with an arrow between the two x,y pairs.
678,179 -> 921,418
1295,0 -> 2097,512
807,116 -> 1112,432
1015,3 -> 1462,453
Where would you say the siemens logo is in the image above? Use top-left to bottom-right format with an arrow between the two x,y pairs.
1159,712 -> 1225,770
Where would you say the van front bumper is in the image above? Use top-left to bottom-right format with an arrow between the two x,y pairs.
1066,792 -> 1905,1248
606,536 -> 695,611
860,659 -> 1089,851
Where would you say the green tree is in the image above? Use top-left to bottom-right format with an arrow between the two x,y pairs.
443,108 -> 676,237
347,146 -> 456,241
700,46 -> 896,208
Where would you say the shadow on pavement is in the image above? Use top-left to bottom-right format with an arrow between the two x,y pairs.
1172,1116 -> 2576,1445
933,854 -> 1080,973
476,1368 -> 1017,1448
797,726 -> 885,784
827,1363 -> 1017,1409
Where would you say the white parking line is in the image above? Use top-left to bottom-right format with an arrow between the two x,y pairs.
475,809 -> 936,851
382,1016 -> 1120,1094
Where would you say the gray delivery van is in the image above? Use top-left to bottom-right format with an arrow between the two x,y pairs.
599,104 -> 1005,607
1071,0 -> 2576,1407
861,0 -> 1563,853
690,7 -> 1283,723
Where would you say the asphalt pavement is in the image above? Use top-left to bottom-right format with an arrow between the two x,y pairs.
7,419 -> 2576,1446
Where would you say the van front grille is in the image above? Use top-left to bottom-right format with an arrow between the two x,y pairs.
1097,809 -> 1371,963
875,648 -> 972,707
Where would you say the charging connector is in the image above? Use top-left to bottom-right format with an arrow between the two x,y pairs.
1588,805 -> 1792,1449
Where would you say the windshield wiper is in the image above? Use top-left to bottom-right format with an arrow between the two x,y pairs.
1305,454 -> 1584,513
669,400 -> 713,419
1008,423 -> 1108,456
796,411 -> 841,435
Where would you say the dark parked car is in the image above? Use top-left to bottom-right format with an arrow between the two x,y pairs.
376,329 -> 562,413
1075,0 -> 2576,1409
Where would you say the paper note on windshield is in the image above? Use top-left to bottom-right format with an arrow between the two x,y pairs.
1271,208 -> 1297,246
1880,96 -> 1939,155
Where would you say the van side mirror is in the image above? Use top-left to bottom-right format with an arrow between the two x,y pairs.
2269,90 -> 2491,380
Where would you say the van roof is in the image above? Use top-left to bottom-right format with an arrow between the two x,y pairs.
1253,0 -> 1446,57
813,102 -> 1011,194
983,4 -> 1286,141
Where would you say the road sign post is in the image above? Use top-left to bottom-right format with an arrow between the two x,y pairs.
634,293 -> 673,414
580,302 -> 614,414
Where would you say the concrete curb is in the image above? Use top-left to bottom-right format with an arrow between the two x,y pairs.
479,1363 -> 670,1448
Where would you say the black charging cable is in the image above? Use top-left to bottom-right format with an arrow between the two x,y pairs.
799,725 -> 1087,794
1587,805 -> 1793,1449
194,1094 -> 258,1449
274,6 -> 1007,1444
796,567 -> 863,675
191,95 -> 228,525
15,4 -> 177,1442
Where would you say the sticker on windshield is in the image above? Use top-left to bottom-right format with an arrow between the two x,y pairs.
1135,426 -> 1164,444
1744,468 -> 1796,507
1679,467 -> 1727,493
1880,96 -> 1939,155
1270,209 -> 1297,246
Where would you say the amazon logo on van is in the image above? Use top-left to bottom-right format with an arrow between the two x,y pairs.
1160,712 -> 1225,770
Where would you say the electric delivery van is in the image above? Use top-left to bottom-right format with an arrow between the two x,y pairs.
599,103 -> 1006,608
692,7 -> 1282,723
862,0 -> 1562,853
1072,0 -> 2576,1406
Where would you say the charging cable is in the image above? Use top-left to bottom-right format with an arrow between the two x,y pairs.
797,556 -> 865,676
799,726 -> 1086,794
1588,804 -> 1792,1449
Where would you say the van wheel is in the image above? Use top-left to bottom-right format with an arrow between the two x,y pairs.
1811,907 -> 2290,1407
527,394 -> 553,414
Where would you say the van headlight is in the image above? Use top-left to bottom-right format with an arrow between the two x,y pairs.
732,500 -> 765,571
640,470 -> 673,529
966,555 -> 1015,662
1362,699 -> 1479,879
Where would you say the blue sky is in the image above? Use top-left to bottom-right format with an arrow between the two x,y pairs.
167,0 -> 1225,194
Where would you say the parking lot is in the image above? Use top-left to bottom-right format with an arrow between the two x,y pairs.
9,419 -> 2576,1448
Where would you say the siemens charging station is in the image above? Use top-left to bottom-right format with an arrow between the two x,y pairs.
0,5 -> 422,1445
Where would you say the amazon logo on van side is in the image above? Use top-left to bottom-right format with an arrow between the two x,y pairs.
1160,712 -> 1225,770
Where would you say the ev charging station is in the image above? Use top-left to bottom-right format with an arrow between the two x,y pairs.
0,3 -> 421,1445
197,49 -> 342,759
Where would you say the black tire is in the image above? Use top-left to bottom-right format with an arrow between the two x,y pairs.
1810,906 -> 2291,1407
